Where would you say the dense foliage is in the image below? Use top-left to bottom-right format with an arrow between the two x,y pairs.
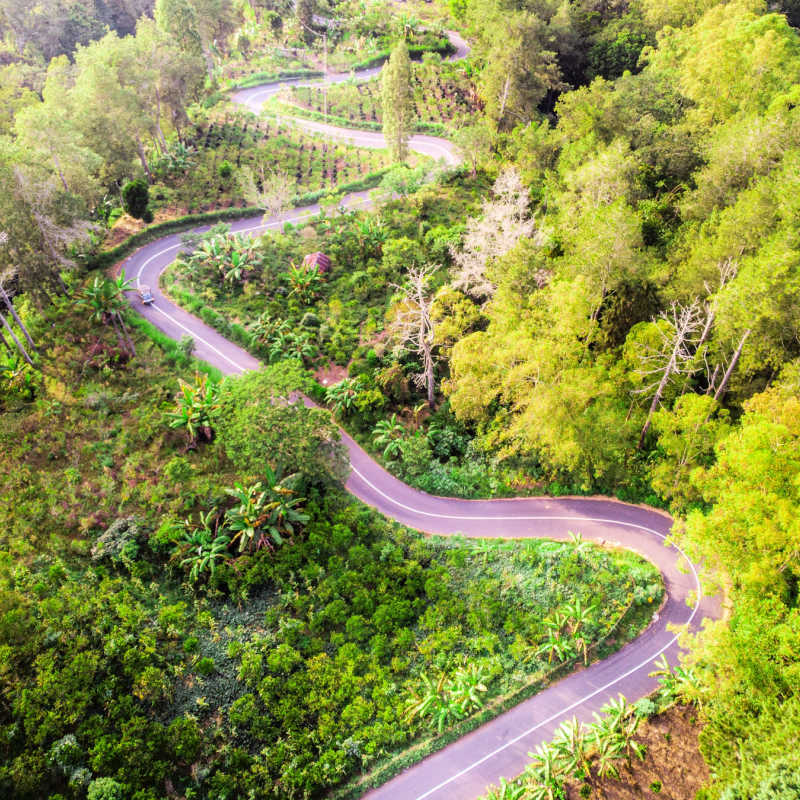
4,0 -> 800,798
0,304 -> 660,799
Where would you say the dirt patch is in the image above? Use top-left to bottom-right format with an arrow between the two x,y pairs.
314,362 -> 347,386
567,705 -> 709,800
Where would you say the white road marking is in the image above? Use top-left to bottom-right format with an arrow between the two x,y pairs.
347,462 -> 702,798
125,35 -> 707,799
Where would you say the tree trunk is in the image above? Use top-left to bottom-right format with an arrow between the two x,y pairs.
498,75 -> 510,121
638,357 -> 675,449
713,329 -> 751,405
113,312 -> 136,357
154,87 -> 169,153
0,308 -> 33,365
51,150 -> 69,193
423,342 -> 435,408
134,133 -> 153,183
0,286 -> 36,352
201,42 -> 215,82
0,326 -> 10,352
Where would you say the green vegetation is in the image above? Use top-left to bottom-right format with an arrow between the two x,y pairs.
0,300 -> 660,798
148,110 -> 391,215
279,57 -> 479,134
3,0 -> 800,798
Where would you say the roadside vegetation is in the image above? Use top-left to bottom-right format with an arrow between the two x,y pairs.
2,0 -> 800,798
0,299 -> 661,799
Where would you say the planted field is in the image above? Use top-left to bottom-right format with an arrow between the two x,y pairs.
149,110 -> 391,215
281,61 -> 480,131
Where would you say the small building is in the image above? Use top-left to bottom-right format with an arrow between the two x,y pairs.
303,252 -> 332,275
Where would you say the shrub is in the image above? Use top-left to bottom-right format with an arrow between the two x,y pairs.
121,179 -> 150,220
91,516 -> 146,566
195,657 -> 216,676
87,777 -> 126,800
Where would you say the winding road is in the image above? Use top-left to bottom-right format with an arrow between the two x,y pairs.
121,31 -> 720,800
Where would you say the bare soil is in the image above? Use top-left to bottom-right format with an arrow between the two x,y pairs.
567,705 -> 709,800
314,362 -> 348,386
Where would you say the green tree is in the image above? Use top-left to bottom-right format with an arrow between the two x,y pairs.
381,40 -> 413,163
122,178 -> 150,219
216,363 -> 348,483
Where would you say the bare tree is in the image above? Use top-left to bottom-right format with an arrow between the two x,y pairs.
239,164 -> 296,223
390,265 -> 438,408
635,300 -> 707,449
712,329 -> 751,405
0,307 -> 33,365
451,167 -> 540,301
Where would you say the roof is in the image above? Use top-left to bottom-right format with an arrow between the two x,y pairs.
303,252 -> 332,273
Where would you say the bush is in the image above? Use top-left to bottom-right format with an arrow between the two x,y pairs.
87,777 -> 126,800
122,179 -> 150,220
91,516 -> 146,566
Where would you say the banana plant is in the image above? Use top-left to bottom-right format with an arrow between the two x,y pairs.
524,743 -> 566,800
173,510 -> 230,583
167,371 -> 220,447
225,470 -> 309,553
372,414 -> 406,460
285,261 -> 323,304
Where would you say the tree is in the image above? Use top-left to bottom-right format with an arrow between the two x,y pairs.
451,167 -> 538,301
296,0 -> 315,43
0,156 -> 90,305
389,265 -> 438,408
122,178 -> 151,219
381,40 -> 413,163
474,10 -> 564,128
452,119 -> 493,178
650,393 -> 731,510
628,300 -> 708,449
216,363 -> 348,483
239,164 -> 295,221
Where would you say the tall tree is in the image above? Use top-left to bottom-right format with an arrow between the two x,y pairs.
451,167 -> 538,301
381,40 -> 413,163
389,265 -> 438,408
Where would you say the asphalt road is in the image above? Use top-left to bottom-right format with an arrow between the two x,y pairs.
230,31 -> 469,165
121,28 -> 720,799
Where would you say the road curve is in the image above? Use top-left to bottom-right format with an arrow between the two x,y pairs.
230,31 -> 469,165
122,198 -> 719,799
120,27 -> 719,799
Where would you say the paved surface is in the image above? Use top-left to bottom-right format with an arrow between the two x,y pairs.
121,29 -> 720,799
230,31 -> 469,165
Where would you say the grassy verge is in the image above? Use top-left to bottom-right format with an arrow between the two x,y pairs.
125,312 -> 223,382
264,97 -> 448,136
225,68 -> 324,90
87,169 -> 390,272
